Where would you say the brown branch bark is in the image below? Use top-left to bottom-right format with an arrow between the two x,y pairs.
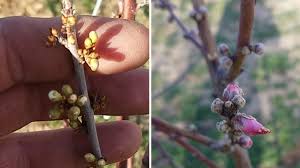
152,117 -> 214,147
227,0 -> 255,82
174,137 -> 219,168
232,145 -> 252,168
61,0 -> 103,160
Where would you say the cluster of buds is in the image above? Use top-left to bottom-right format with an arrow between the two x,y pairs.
84,153 -> 106,168
48,84 -> 88,129
211,83 -> 271,149
241,43 -> 265,56
46,10 -> 100,71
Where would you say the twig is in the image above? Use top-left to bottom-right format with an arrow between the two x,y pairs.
232,146 -> 252,168
92,0 -> 103,16
174,137 -> 219,168
61,0 -> 103,160
227,0 -> 255,82
153,139 -> 180,168
152,117 -> 214,147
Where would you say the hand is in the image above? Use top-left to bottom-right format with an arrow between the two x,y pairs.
0,16 -> 149,168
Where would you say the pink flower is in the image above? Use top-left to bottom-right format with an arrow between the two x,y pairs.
223,83 -> 244,101
238,135 -> 253,149
232,113 -> 271,136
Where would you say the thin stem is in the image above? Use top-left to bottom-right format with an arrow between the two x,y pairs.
153,139 -> 180,168
61,0 -> 103,159
92,0 -> 103,16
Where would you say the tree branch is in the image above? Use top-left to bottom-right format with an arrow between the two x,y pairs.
227,0 -> 255,82
61,0 -> 103,160
120,0 -> 137,20
152,117 -> 214,147
152,139 -> 180,168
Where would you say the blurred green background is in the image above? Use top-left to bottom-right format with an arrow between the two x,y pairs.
152,0 -> 300,168
0,0 -> 148,168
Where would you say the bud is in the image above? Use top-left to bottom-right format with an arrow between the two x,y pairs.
224,101 -> 233,108
89,52 -> 98,59
49,106 -> 63,119
232,95 -> 246,109
48,90 -> 63,102
89,58 -> 99,71
67,35 -> 76,45
241,46 -> 251,55
84,38 -> 93,49
62,84 -> 73,96
67,16 -> 76,26
254,43 -> 264,55
67,94 -> 78,104
211,98 -> 224,113
89,31 -> 98,44
61,15 -> 67,24
69,120 -> 81,129
50,28 -> 58,37
97,159 -> 106,167
238,135 -> 253,149
232,113 -> 271,136
68,106 -> 81,120
84,153 -> 96,163
77,95 -> 88,106
77,49 -> 83,56
218,43 -> 230,56
218,56 -> 233,69
216,120 -> 230,133
223,83 -> 244,101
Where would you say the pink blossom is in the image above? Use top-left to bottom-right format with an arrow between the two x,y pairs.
238,135 -> 253,149
232,113 -> 271,136
223,83 -> 244,101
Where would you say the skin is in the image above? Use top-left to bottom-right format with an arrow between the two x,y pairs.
0,16 -> 149,168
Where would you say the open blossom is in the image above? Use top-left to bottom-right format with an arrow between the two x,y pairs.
238,135 -> 253,149
232,113 -> 271,136
223,83 -> 244,101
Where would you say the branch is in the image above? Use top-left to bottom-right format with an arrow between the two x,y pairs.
232,146 -> 252,168
227,0 -> 255,82
155,0 -> 205,52
92,0 -> 103,16
152,117 -> 214,147
174,137 -> 219,168
61,0 -> 103,160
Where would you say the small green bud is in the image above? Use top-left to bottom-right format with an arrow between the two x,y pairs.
89,58 -> 99,71
84,153 -> 96,163
96,159 -> 106,167
62,84 -> 73,96
84,38 -> 93,49
48,90 -> 63,102
77,96 -> 88,106
89,31 -> 98,44
69,120 -> 80,129
67,94 -> 78,104
49,106 -> 63,119
68,106 -> 81,120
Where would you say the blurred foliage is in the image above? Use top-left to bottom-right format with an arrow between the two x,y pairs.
152,0 -> 300,168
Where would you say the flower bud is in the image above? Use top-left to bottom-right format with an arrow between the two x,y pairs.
69,120 -> 80,129
238,135 -> 253,149
224,101 -> 233,108
62,84 -> 73,96
49,106 -> 63,119
77,96 -> 88,106
232,95 -> 246,109
218,43 -> 230,56
89,58 -> 99,71
67,16 -> 76,26
97,159 -> 106,167
68,106 -> 81,120
241,46 -> 251,55
89,31 -> 98,44
67,94 -> 78,104
50,28 -> 58,37
254,43 -> 264,55
89,52 -> 98,59
48,90 -> 63,102
211,98 -> 224,113
77,49 -> 83,56
84,153 -> 96,163
67,35 -> 76,45
223,83 -> 243,101
232,113 -> 271,136
216,120 -> 230,133
61,15 -> 67,24
84,38 -> 93,49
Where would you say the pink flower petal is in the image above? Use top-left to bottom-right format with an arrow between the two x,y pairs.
232,113 -> 271,136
